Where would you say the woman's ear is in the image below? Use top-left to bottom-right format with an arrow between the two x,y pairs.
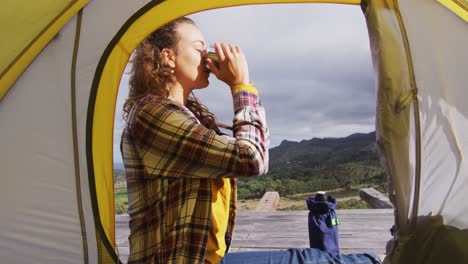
161,48 -> 176,68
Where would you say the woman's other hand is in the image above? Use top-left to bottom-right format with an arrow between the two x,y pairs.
207,42 -> 250,88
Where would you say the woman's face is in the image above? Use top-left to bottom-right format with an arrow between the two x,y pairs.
172,23 -> 209,90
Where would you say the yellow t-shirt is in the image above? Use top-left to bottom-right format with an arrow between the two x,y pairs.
205,84 -> 257,263
205,179 -> 231,264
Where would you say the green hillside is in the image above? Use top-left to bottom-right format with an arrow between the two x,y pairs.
114,131 -> 388,212
237,131 -> 387,199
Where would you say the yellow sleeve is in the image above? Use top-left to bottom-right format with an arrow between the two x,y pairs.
231,82 -> 258,96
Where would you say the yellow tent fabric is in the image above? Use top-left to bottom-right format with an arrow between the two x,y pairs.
1,0 -> 467,263
0,0 -> 89,100
362,0 -> 414,235
438,0 -> 468,22
93,0 -> 361,260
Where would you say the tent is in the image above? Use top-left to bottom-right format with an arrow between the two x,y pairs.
0,0 -> 466,263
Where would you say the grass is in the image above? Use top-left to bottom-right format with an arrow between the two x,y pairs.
243,188 -> 369,211
238,199 -> 260,211
114,187 -> 370,214
115,187 -> 128,214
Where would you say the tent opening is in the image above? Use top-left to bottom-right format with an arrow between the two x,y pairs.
110,4 -> 389,262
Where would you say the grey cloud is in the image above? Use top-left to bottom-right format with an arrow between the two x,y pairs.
115,4 -> 377,162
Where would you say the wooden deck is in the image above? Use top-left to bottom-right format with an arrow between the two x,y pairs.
115,209 -> 393,263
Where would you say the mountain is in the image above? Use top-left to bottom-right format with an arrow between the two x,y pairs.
113,131 -> 386,199
270,131 -> 379,167
237,131 -> 386,199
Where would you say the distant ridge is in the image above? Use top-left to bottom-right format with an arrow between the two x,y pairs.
114,131 -> 378,170
272,131 -> 377,165
279,131 -> 375,146
113,131 -> 386,199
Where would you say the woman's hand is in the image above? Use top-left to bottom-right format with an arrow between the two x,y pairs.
206,42 -> 250,88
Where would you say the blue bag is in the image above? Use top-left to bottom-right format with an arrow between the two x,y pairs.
306,193 -> 340,256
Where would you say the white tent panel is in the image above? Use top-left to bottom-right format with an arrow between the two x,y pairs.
75,0 -> 151,255
399,0 -> 468,229
0,16 -> 86,263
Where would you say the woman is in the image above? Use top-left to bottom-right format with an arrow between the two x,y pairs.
121,17 -> 269,263
121,17 -> 381,264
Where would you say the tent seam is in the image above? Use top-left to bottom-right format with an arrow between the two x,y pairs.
117,42 -> 131,57
392,0 -> 422,230
453,0 -> 468,11
72,9 -> 89,264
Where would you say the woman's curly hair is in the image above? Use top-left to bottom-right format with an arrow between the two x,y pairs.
123,17 -> 230,134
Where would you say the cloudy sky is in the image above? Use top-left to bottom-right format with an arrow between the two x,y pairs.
114,3 -> 376,163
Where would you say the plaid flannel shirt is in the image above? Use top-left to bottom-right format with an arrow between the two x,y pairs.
121,87 -> 269,264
